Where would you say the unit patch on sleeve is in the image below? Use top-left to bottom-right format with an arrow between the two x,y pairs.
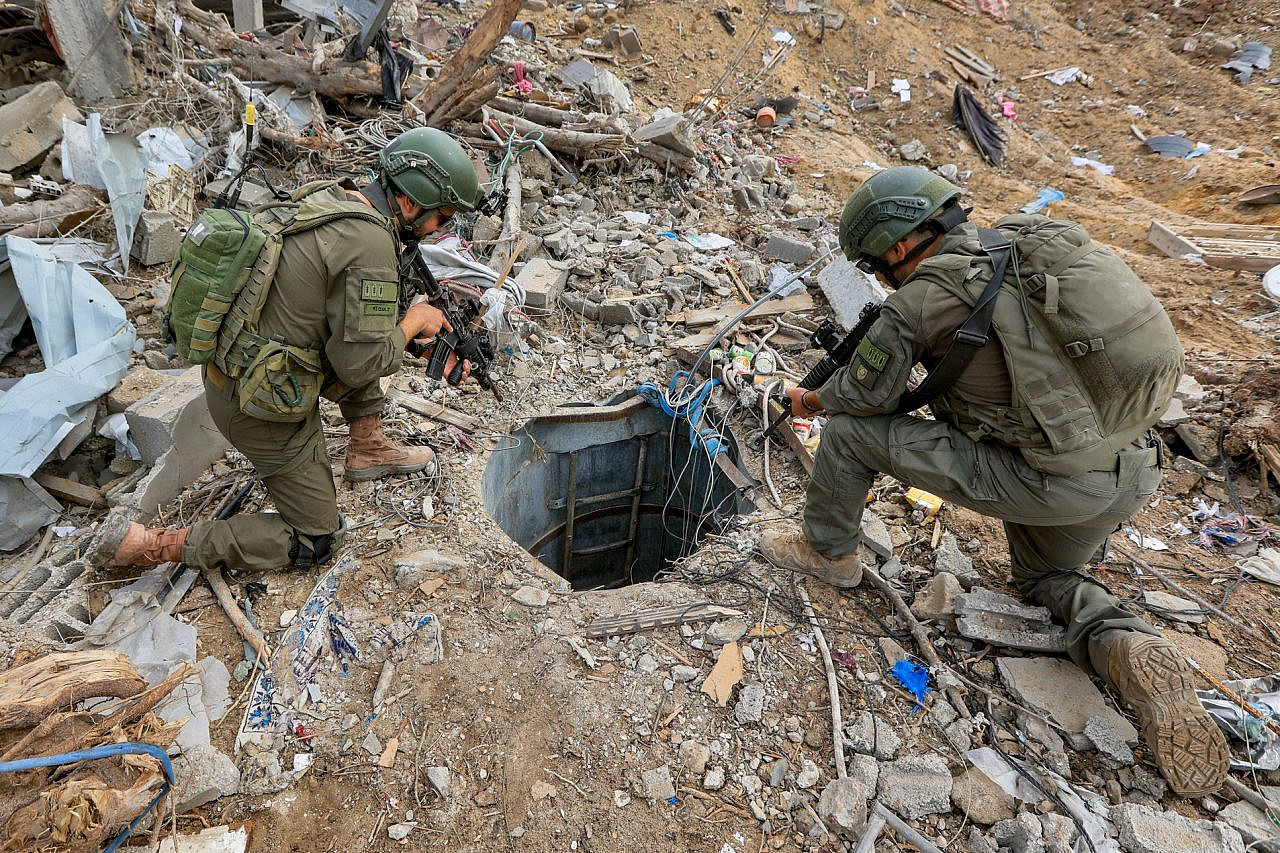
360,279 -> 398,302
853,337 -> 890,388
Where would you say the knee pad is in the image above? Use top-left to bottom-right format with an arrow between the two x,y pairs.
289,516 -> 347,570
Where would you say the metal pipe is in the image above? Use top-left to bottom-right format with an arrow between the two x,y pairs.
561,450 -> 579,580
621,436 -> 650,582
872,802 -> 944,853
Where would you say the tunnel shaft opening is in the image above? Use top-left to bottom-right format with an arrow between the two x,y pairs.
482,394 -> 755,591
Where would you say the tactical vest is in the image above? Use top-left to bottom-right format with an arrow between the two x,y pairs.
921,214 -> 1184,476
168,181 -> 393,422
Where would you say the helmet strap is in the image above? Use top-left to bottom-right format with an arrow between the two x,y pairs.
872,204 -> 971,288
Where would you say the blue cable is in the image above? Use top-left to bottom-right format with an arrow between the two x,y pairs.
637,371 -> 727,456
0,742 -> 175,853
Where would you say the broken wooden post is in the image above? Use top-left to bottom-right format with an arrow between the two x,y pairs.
416,0 -> 524,121
45,0 -> 137,101
232,0 -> 264,32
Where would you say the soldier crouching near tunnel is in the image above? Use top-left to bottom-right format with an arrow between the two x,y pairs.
89,128 -> 478,575
759,166 -> 1230,797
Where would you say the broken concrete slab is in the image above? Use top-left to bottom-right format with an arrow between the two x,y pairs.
1111,802 -> 1245,853
910,571 -> 962,623
106,366 -> 174,415
934,531 -> 979,588
130,210 -> 180,267
633,113 -> 696,159
815,256 -> 886,331
641,763 -> 676,800
860,509 -> 894,559
954,587 -> 1068,653
845,710 -> 901,759
996,656 -> 1138,750
760,233 -> 815,265
1142,589 -> 1204,623
171,744 -> 241,812
876,754 -> 953,819
1219,793 -> 1280,853
515,258 -> 570,309
0,81 -> 83,173
45,0 -> 138,102
1083,714 -> 1134,765
119,367 -> 230,518
817,777 -> 868,840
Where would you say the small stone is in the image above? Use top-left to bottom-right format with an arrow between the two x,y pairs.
613,789 -> 632,808
278,609 -> 297,628
703,766 -> 726,790
951,766 -> 1016,825
642,764 -> 676,801
1111,802 -> 1245,853
511,585 -> 550,607
795,759 -> 820,789
362,731 -> 382,756
678,740 -> 710,775
734,683 -> 766,724
636,653 -> 659,673
705,619 -> 749,645
1157,397 -> 1189,427
171,745 -> 241,812
878,637 -> 908,666
671,665 -> 699,683
934,532 -> 978,587
817,777 -> 869,840
993,813 -> 1044,853
530,780 -> 556,801
387,823 -> 414,841
759,233 -> 815,265
911,571 -> 962,622
767,758 -> 789,787
427,766 -> 451,796
1142,589 -> 1204,623
899,139 -> 928,161
877,754 -> 953,819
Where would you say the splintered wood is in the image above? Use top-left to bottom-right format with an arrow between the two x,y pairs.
0,651 -> 145,731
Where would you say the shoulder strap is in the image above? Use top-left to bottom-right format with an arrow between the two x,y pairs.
895,227 -> 1011,414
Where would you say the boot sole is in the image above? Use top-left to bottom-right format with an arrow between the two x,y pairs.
87,511 -> 135,568
1111,636 -> 1230,796
344,459 -> 439,483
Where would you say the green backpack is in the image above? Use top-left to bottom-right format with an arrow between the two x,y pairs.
167,181 -> 391,421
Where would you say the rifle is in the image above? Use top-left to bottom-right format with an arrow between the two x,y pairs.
397,242 -> 503,401
761,300 -> 883,440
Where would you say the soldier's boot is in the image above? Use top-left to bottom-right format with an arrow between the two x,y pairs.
89,508 -> 189,568
758,530 -> 863,588
344,415 -> 437,482
1107,632 -> 1229,796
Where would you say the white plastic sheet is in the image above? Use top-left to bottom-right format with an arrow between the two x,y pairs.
61,114 -> 147,271
0,236 -> 135,483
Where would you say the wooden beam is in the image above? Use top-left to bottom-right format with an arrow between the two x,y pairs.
32,473 -> 105,508
1147,221 -> 1200,260
417,0 -> 524,121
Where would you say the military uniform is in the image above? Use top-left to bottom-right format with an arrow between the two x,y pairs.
187,187 -> 406,572
803,220 -> 1165,678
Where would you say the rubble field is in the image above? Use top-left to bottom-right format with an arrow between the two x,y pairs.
1,0 -> 1279,851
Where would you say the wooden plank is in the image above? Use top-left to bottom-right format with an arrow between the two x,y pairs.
45,0 -> 137,101
32,473 -> 105,508
766,398 -> 814,474
1200,254 -> 1280,274
1181,224 -> 1280,240
1147,221 -> 1200,260
387,390 -> 479,432
668,293 -> 816,327
584,603 -> 743,638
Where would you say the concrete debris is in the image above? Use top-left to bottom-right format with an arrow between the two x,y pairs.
899,139 -> 928,161
954,587 -> 1068,653
817,777 -> 869,840
760,233 -> 815,265
951,766 -> 1016,825
910,571 -> 962,622
1111,802 -> 1245,853
1142,589 -> 1204,623
997,656 -> 1137,749
815,256 -> 886,331
876,754 -> 953,819
387,823 -> 414,841
171,744 -> 242,812
678,740 -> 710,775
511,585 -> 550,607
129,210 -> 180,267
671,664 -> 700,683
393,548 -> 466,586
427,765 -> 451,796
934,531 -> 979,587
120,367 -> 231,518
1083,714 -> 1135,765
845,711 -> 901,760
633,112 -> 697,158
991,812 -> 1046,853
0,82 -> 83,173
734,683 -> 766,724
515,258 -> 571,309
641,763 -> 676,800
1219,792 -> 1280,853
106,366 -> 174,415
705,618 -> 749,645
860,509 -> 895,559
702,766 -> 726,790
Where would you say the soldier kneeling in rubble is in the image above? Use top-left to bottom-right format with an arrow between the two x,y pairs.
760,166 -> 1230,797
90,128 -> 478,575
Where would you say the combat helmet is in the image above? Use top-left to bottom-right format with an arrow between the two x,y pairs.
838,167 -> 962,262
378,127 -> 479,233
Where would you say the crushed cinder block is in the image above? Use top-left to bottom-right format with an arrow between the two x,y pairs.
633,113 -> 696,159
0,81 -> 83,173
876,754 -> 953,819
515,258 -> 570,309
130,210 -> 180,267
120,367 -> 230,518
997,656 -> 1138,750
954,586 -> 1068,653
171,744 -> 241,812
815,256 -> 885,330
